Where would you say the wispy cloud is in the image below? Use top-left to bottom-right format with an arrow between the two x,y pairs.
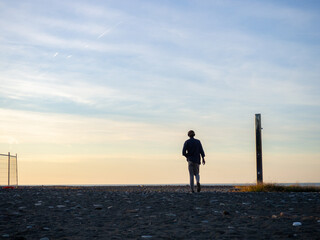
97,21 -> 123,39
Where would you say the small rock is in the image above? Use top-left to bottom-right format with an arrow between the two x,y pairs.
13,237 -> 26,240
2,234 -> 9,238
317,220 -> 320,223
42,227 -> 50,230
127,209 -> 139,213
279,212 -> 286,217
40,238 -> 50,240
166,213 -> 176,217
10,211 -> 21,216
292,222 -> 302,227
223,211 -> 230,215
94,204 -> 103,210
201,220 -> 209,223
56,205 -> 66,208
141,236 -> 152,239
27,225 -> 33,229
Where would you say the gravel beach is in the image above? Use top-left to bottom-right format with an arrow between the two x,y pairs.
1,185 -> 319,239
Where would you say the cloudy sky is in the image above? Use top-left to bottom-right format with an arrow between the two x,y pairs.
0,0 -> 319,185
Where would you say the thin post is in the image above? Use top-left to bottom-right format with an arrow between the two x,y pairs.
255,114 -> 263,184
8,152 -> 10,186
16,154 -> 18,186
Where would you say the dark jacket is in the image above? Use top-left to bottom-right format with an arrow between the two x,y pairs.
182,137 -> 205,164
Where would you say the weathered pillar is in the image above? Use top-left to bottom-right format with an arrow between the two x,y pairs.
16,154 -> 18,186
8,152 -> 10,186
255,114 -> 263,184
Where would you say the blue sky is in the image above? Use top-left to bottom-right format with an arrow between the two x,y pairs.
0,0 -> 319,184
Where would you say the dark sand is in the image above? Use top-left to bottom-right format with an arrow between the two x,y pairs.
0,185 -> 319,239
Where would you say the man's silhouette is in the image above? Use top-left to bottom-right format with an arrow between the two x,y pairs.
182,130 -> 205,193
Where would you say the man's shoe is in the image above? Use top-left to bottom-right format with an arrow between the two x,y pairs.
197,182 -> 201,192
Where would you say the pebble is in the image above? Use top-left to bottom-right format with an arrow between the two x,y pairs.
127,209 -> 139,213
223,211 -> 230,215
40,238 -> 50,240
141,236 -> 152,238
292,222 -> 302,227
94,204 -> 103,210
2,234 -> 9,238
317,220 -> 320,223
166,213 -> 176,217
279,212 -> 286,217
57,205 -> 66,208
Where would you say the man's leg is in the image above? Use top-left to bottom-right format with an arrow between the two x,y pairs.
194,164 -> 201,192
195,174 -> 200,184
188,161 -> 195,192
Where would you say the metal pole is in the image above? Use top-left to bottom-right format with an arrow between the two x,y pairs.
8,152 -> 10,186
255,114 -> 263,184
16,154 -> 18,187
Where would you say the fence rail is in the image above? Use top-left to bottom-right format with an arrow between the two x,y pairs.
0,152 -> 18,186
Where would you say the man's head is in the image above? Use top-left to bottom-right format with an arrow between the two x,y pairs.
188,130 -> 195,138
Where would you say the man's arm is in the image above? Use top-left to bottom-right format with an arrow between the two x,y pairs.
199,141 -> 205,165
182,141 -> 188,158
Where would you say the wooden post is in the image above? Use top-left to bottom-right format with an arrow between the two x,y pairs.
8,152 -> 10,186
255,114 -> 263,184
16,154 -> 18,186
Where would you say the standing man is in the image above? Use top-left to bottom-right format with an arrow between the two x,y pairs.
182,130 -> 205,193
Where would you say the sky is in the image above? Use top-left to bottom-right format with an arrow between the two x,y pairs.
0,0 -> 319,185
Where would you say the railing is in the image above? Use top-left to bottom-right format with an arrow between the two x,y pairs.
0,153 -> 18,186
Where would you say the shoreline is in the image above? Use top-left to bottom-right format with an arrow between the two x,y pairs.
9,182 -> 320,188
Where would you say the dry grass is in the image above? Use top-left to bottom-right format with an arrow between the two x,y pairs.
236,183 -> 320,192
